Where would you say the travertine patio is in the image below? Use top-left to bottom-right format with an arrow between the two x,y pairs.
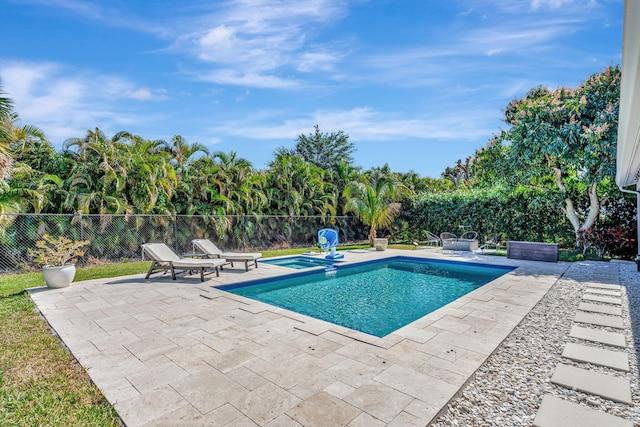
30,249 -> 568,426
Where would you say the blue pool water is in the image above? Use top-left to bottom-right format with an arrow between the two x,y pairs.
260,256 -> 342,269
221,257 -> 514,337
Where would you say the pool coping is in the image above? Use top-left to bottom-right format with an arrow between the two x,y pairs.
29,249 -> 570,426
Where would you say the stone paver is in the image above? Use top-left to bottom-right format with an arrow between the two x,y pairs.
550,363 -> 632,404
582,294 -> 622,305
533,395 -> 632,427
578,302 -> 623,316
28,250 -> 571,426
562,342 -> 630,371
584,288 -> 622,297
286,392 -> 361,427
574,311 -> 624,329
569,325 -> 626,348
586,283 -> 621,291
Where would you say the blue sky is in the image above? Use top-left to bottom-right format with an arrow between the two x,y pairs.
0,0 -> 623,177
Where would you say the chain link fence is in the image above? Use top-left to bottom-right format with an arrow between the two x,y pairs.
0,213 -> 365,273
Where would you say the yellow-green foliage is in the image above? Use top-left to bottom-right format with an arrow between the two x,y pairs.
28,234 -> 90,266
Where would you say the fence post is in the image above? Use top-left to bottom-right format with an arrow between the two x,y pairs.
173,213 -> 178,252
78,212 -> 84,241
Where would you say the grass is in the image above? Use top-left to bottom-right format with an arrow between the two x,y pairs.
0,270 -> 129,426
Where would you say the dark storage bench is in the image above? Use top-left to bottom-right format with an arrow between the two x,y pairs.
507,241 -> 559,262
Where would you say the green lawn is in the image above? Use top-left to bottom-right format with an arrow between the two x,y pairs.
0,272 -> 128,426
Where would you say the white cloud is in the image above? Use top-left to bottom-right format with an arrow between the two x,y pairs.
1,61 -> 168,142
198,70 -> 299,89
210,107 -> 498,143
296,51 -> 341,72
531,0 -> 574,10
173,0 -> 350,87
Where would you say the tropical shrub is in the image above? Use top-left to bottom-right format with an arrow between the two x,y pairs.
398,187 -> 574,245
576,227 -> 636,259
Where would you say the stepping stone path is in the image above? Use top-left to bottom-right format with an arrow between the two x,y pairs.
550,363 -> 632,404
534,395 -> 633,427
561,342 -> 629,371
533,281 -> 634,426
578,302 -> 622,315
583,288 -> 622,297
569,325 -> 626,348
574,311 -> 624,329
582,293 -> 622,304
586,283 -> 623,290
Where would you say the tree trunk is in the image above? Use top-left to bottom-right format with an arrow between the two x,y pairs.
551,165 -> 601,243
368,227 -> 377,246
580,183 -> 601,231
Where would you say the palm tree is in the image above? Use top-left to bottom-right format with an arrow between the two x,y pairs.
0,81 -> 46,181
0,79 -> 13,167
124,137 -> 177,214
265,154 -> 335,217
343,176 -> 413,246
0,175 -> 48,228
210,151 -> 265,215
331,160 -> 361,215
166,135 -> 209,175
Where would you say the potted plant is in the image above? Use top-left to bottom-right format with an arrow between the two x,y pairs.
374,238 -> 388,251
28,234 -> 90,288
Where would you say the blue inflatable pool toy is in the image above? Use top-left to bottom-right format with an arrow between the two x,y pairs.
318,228 -> 344,259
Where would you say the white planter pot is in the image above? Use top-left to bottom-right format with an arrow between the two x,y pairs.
374,238 -> 388,251
42,264 -> 76,288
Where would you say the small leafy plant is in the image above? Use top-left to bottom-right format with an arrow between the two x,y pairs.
29,234 -> 90,266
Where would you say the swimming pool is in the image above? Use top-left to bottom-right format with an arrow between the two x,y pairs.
221,257 -> 514,337
260,256 -> 342,269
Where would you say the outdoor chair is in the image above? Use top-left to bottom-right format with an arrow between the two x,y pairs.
425,231 -> 442,246
440,232 -> 457,242
192,239 -> 262,271
412,231 -> 441,249
480,234 -> 503,252
460,231 -> 478,240
141,243 -> 227,282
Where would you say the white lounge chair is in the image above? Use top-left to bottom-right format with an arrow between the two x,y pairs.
192,239 -> 262,271
141,243 -> 226,282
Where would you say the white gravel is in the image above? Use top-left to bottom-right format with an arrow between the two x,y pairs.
430,260 -> 640,426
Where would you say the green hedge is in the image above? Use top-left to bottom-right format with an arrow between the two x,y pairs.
397,187 -> 575,245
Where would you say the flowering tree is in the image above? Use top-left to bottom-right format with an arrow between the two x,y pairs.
474,66 -> 620,239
